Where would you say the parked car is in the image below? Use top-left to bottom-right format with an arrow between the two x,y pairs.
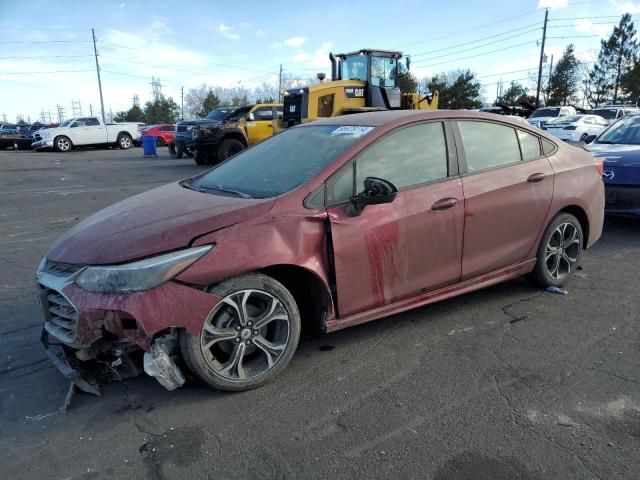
543,115 -> 608,142
589,113 -> 640,216
31,116 -> 140,151
37,111 -> 604,394
527,106 -> 577,129
142,124 -> 175,146
0,123 -> 18,135
22,124 -> 45,139
591,105 -> 639,125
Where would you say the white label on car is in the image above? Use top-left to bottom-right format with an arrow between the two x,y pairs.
329,126 -> 374,137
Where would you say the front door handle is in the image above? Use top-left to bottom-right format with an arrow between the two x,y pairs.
431,197 -> 458,211
527,172 -> 546,183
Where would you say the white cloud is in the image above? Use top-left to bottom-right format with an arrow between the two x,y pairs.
575,18 -> 611,37
290,41 -> 333,68
240,21 -> 251,29
217,23 -> 240,40
284,36 -> 308,48
256,29 -> 265,37
612,1 -> 640,13
537,0 -> 568,8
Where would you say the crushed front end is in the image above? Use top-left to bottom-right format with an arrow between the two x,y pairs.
35,255 -> 220,395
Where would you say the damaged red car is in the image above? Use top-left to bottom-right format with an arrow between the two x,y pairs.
37,111 -> 605,394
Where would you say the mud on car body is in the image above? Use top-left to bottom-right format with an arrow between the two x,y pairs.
37,110 -> 604,395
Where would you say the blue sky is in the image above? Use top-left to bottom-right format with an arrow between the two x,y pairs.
1,0 -> 638,122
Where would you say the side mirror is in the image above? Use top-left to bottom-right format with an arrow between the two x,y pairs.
584,134 -> 597,144
248,112 -> 255,121
346,177 -> 398,217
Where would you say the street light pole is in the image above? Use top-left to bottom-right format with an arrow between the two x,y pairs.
535,9 -> 549,108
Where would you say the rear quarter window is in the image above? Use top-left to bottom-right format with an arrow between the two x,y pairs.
517,130 -> 542,160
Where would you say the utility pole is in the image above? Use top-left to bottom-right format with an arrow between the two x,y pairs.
278,64 -> 283,102
181,86 -> 184,120
56,104 -> 65,123
535,9 -> 549,108
92,28 -> 106,124
546,54 -> 554,99
89,104 -> 93,116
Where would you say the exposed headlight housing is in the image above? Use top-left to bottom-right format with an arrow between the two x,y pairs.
75,245 -> 212,294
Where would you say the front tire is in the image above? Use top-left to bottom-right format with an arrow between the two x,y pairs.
180,273 -> 301,391
117,133 -> 133,150
531,213 -> 583,287
194,150 -> 209,165
54,136 -> 72,152
217,138 -> 245,162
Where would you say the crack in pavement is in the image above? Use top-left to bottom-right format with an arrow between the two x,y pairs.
501,291 -> 544,324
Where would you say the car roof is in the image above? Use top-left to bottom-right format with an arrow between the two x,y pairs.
305,110 -> 541,129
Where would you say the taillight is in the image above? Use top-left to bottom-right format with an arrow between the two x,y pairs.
595,160 -> 604,175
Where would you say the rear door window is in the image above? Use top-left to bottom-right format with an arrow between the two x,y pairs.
457,121 -> 521,172
517,130 -> 541,160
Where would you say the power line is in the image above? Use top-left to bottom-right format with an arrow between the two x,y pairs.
412,40 -> 537,68
477,67 -> 539,79
0,69 -> 93,75
546,34 -> 602,38
0,40 -> 92,44
0,55 -> 94,60
101,54 -> 275,75
393,8 -> 541,49
411,28 -> 541,61
409,23 -> 541,57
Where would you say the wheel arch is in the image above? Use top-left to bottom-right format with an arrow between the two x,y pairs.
260,264 -> 333,333
557,204 -> 590,249
117,130 -> 133,138
222,131 -> 248,148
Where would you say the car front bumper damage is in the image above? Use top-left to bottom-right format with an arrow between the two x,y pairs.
36,260 -> 221,394
31,138 -> 54,150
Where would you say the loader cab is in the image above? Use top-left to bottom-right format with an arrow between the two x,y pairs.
331,49 -> 403,110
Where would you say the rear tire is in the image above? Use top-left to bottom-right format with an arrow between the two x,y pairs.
156,137 -> 165,147
169,141 -> 184,158
217,138 -> 245,162
117,133 -> 133,150
531,213 -> 583,287
180,273 -> 301,391
580,133 -> 588,142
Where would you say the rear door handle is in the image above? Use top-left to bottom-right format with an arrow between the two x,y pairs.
527,172 -> 546,183
431,197 -> 458,211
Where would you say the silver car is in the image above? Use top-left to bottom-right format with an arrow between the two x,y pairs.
543,115 -> 608,142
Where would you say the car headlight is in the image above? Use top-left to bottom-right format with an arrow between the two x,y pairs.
75,245 -> 212,294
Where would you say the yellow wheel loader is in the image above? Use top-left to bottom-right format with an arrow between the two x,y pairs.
282,49 -> 438,127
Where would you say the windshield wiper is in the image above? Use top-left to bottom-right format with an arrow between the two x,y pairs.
197,184 -> 253,199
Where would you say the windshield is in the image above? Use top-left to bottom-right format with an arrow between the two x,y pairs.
530,108 -> 560,118
187,125 -> 374,198
592,109 -> 618,120
341,55 -> 368,81
595,115 -> 640,145
549,115 -> 581,124
205,108 -> 237,121
370,56 -> 397,88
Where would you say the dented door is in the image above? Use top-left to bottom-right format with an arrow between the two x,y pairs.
327,179 -> 464,318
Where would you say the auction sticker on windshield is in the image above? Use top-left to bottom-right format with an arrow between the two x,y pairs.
329,126 -> 374,137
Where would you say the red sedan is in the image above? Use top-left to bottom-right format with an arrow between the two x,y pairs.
37,111 -> 604,394
142,124 -> 175,146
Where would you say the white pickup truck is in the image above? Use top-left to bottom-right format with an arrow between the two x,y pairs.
31,117 -> 141,152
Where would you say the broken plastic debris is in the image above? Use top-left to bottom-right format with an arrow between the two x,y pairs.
143,343 -> 185,391
546,286 -> 568,295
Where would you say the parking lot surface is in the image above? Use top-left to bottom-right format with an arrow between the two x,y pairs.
1,148 -> 639,480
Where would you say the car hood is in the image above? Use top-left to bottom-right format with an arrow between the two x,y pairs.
589,143 -> 640,184
46,182 -> 275,265
177,119 -> 223,127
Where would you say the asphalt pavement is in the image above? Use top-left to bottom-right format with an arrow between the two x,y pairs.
1,147 -> 639,480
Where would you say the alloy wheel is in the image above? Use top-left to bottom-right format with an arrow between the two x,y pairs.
545,222 -> 580,280
120,136 -> 132,148
200,289 -> 290,381
57,138 -> 70,151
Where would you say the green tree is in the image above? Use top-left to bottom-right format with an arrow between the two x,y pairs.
397,61 -> 418,94
143,96 -> 179,124
547,44 -> 580,105
427,70 -> 482,109
113,104 -> 145,122
620,60 -> 640,104
589,13 -> 638,105
197,89 -> 221,118
497,81 -> 531,107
